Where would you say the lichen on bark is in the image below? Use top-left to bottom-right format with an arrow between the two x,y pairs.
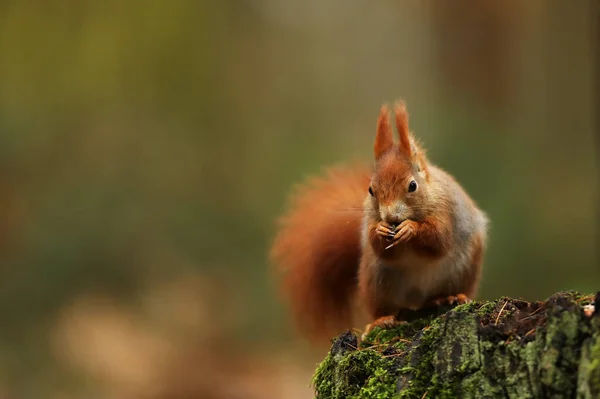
312,291 -> 600,399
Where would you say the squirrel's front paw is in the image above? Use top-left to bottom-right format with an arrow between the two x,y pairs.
375,221 -> 396,241
385,220 -> 418,249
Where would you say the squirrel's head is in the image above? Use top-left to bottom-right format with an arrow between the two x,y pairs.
367,101 -> 431,224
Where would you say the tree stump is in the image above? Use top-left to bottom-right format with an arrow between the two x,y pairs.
312,291 -> 600,398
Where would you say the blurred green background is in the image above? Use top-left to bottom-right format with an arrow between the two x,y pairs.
0,1 -> 598,398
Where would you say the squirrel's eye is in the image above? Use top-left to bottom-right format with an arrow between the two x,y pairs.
368,186 -> 374,197
408,180 -> 417,193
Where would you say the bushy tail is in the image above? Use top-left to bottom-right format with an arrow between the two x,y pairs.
270,164 -> 371,344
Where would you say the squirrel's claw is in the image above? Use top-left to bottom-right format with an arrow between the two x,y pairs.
385,220 -> 417,249
376,222 -> 396,239
429,293 -> 472,307
395,220 -> 417,241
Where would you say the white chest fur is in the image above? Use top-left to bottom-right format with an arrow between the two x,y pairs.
379,248 -> 464,309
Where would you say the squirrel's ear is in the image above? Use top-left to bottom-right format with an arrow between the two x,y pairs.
394,100 -> 412,158
412,139 -> 429,174
374,105 -> 393,160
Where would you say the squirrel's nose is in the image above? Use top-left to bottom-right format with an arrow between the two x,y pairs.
381,202 -> 405,225
381,212 -> 399,226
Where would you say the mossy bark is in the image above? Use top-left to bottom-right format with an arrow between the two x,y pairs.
312,291 -> 600,399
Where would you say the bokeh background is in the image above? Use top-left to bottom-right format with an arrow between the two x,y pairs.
0,1 -> 598,398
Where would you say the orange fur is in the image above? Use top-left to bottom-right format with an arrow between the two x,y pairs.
360,105 -> 488,323
394,101 -> 412,157
374,106 -> 394,160
271,101 -> 488,345
270,164 -> 371,343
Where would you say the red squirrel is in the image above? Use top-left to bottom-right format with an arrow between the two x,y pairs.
270,101 -> 489,344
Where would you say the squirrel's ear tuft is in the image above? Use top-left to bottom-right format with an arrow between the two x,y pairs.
394,100 -> 412,158
374,104 -> 393,160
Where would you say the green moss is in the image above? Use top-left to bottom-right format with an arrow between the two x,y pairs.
361,318 -> 434,347
567,290 -> 595,306
355,363 -> 399,399
313,336 -> 399,399
394,313 -> 459,398
538,302 -> 583,395
454,299 -> 497,317
458,371 -> 502,399
588,333 -> 600,397
312,292 -> 600,399
577,317 -> 600,398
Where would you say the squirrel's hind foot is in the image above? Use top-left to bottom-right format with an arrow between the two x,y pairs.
361,315 -> 405,341
429,293 -> 472,307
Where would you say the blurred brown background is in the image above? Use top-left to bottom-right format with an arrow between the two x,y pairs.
0,1 -> 598,398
